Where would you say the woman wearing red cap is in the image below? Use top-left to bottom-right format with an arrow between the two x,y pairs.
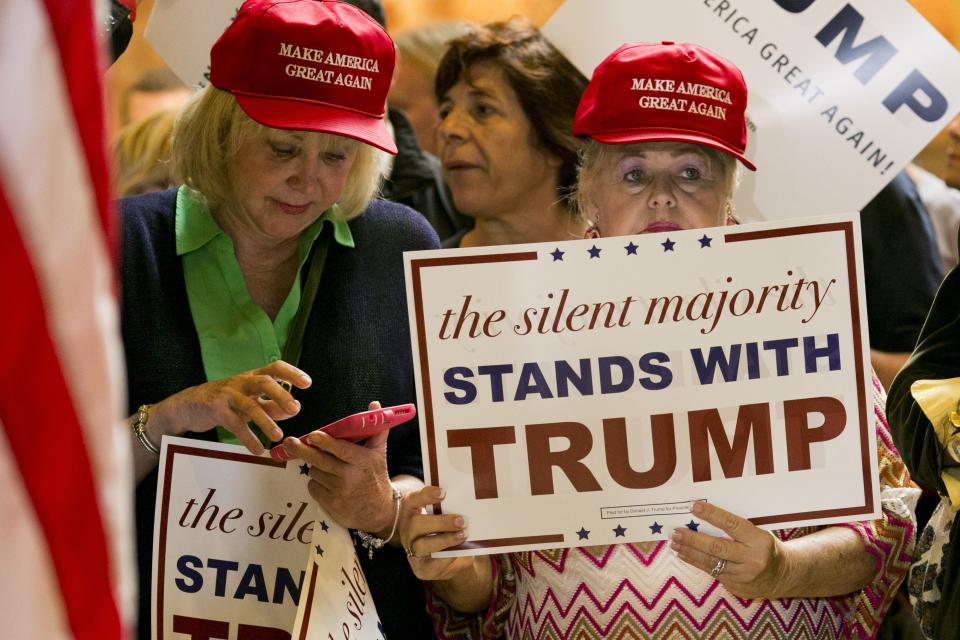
121,1 -> 437,637
401,42 -> 916,639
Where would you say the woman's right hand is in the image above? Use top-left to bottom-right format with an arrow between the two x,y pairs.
401,486 -> 476,581
147,360 -> 312,455
400,486 -> 497,613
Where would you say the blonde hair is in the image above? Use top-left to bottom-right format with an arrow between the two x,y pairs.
113,108 -> 177,197
395,22 -> 472,80
575,140 -> 740,220
171,86 -> 388,220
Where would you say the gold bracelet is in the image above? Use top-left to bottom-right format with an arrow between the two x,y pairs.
132,404 -> 160,455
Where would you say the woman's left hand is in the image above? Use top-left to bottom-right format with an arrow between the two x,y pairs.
281,401 -> 394,534
670,500 -> 788,599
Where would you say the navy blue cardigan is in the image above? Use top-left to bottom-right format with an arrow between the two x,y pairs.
121,189 -> 439,639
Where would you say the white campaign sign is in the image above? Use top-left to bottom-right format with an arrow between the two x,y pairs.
145,0 -> 242,88
152,437 -> 383,639
543,0 -> 960,222
405,214 -> 879,557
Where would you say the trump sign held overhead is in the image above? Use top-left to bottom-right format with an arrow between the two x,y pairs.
405,214 -> 878,557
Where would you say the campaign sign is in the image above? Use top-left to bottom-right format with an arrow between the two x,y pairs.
290,518 -> 385,640
405,214 -> 879,557
152,437 -> 382,639
543,0 -> 960,222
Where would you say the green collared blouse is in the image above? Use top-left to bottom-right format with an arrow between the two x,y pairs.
175,186 -> 354,445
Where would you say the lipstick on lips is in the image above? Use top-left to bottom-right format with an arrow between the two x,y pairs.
276,200 -> 309,215
641,219 -> 682,234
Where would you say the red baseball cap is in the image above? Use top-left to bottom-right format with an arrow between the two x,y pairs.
573,41 -> 755,170
210,0 -> 397,154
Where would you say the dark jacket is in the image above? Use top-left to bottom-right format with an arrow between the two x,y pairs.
861,171 -> 944,353
383,108 -> 471,242
887,264 -> 960,640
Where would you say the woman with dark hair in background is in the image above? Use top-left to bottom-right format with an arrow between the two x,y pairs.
434,18 -> 588,248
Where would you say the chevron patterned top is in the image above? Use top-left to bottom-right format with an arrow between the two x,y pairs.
427,375 -> 918,639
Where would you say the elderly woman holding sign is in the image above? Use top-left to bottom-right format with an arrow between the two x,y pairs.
401,42 -> 916,639
122,1 -> 437,638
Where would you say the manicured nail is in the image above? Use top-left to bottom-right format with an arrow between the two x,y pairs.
299,374 -> 312,386
286,399 -> 300,413
453,516 -> 465,528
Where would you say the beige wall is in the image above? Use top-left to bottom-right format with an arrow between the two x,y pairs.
107,0 -> 960,173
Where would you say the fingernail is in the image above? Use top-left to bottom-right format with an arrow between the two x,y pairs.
299,374 -> 312,386
670,530 -> 683,542
691,501 -> 703,515
433,487 -> 446,501
453,516 -> 465,528
457,529 -> 467,540
272,428 -> 283,441
286,399 -> 300,413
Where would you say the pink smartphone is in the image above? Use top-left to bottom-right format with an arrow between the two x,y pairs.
270,403 -> 417,461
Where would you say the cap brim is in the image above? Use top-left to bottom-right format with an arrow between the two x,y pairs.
587,129 -> 756,171
235,92 -> 397,154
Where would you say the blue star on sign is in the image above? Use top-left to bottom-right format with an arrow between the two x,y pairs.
613,524 -> 627,537
686,520 -> 700,531
698,234 -> 712,248
550,247 -> 565,261
315,545 -> 324,557
319,520 -> 330,533
588,245 -> 601,259
576,527 -> 590,540
624,241 -> 638,255
649,521 -> 663,534
661,238 -> 676,252
299,463 -> 310,475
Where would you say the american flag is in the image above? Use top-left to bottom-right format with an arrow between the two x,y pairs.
0,0 -> 134,637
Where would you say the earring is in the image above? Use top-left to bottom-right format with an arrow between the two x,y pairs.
724,202 -> 737,226
584,214 -> 601,239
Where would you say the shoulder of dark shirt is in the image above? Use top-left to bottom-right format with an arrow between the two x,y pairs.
349,197 -> 440,250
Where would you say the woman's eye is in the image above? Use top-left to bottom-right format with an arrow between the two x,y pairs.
269,142 -> 297,158
475,103 -> 496,117
624,168 -> 645,183
680,166 -> 702,180
324,151 -> 347,163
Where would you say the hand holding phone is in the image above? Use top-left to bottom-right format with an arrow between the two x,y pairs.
270,403 -> 416,461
